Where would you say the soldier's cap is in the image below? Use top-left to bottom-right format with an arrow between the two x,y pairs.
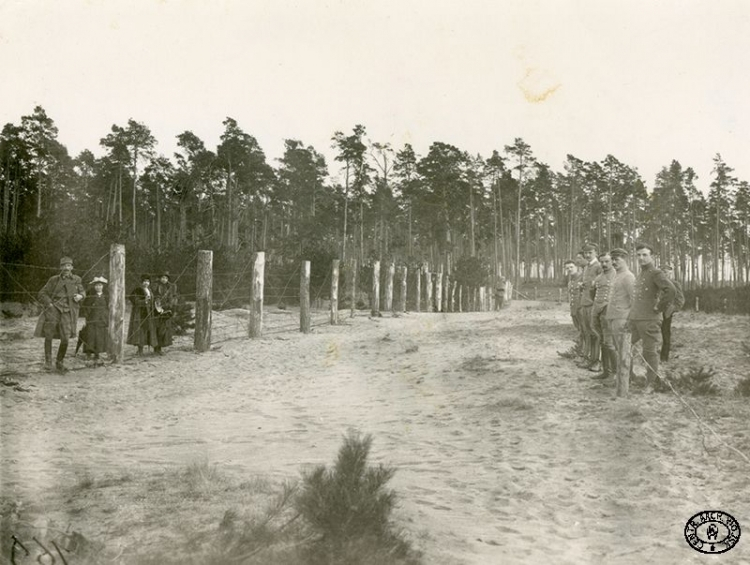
90,276 -> 108,285
140,274 -> 152,282
662,264 -> 673,270
60,256 -> 73,267
582,243 -> 598,252
635,242 -> 654,252
610,248 -> 628,258
159,271 -> 171,279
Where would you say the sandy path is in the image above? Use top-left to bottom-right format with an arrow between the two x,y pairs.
2,303 -> 749,564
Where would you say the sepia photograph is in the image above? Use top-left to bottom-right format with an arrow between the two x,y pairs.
1,1 -> 749,563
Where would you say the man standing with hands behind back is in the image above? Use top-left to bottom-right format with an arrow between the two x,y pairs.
627,243 -> 675,389
34,256 -> 85,373
660,264 -> 684,363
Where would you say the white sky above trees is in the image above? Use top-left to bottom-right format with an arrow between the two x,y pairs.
2,0 -> 749,193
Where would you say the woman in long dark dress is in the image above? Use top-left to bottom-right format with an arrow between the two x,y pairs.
126,274 -> 158,355
80,276 -> 109,365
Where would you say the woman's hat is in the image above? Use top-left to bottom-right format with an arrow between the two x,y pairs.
90,275 -> 108,285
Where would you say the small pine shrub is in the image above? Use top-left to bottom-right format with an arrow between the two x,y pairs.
294,431 -> 419,565
683,366 -> 721,396
653,366 -> 721,396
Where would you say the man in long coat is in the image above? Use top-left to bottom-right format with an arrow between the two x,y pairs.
35,256 -> 85,372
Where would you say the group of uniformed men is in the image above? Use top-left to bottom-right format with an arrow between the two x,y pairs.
563,243 -> 684,397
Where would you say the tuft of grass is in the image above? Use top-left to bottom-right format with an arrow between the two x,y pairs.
460,355 -> 493,373
487,396 -> 533,412
734,375 -> 750,397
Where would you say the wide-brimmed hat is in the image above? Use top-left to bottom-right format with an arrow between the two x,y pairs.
60,256 -> 73,267
90,275 -> 108,285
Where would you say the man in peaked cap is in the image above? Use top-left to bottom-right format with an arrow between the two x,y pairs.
628,243 -> 676,390
605,248 -> 635,396
577,243 -> 603,370
34,256 -> 86,373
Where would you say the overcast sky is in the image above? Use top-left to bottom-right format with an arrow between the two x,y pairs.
3,0 -> 749,193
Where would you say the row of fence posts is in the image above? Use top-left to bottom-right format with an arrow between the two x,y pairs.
103,245 -> 513,363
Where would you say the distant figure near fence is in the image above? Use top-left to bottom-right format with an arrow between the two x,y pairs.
127,274 -> 158,355
660,264 -> 684,363
153,271 -> 178,356
34,256 -> 85,373
495,276 -> 506,310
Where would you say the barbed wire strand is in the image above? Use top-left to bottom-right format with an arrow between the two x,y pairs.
275,263 -> 301,305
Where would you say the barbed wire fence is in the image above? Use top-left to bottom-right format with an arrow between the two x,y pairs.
3,247 -> 749,469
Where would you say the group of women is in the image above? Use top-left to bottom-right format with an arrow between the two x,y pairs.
77,272 -> 178,363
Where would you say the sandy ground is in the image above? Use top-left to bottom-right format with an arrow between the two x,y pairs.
1,301 -> 750,564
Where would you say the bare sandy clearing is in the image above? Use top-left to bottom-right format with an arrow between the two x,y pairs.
1,302 -> 749,564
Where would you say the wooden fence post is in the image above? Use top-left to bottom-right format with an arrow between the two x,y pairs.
415,268 -> 421,312
399,266 -> 408,313
249,251 -> 265,338
300,260 -> 311,333
194,250 -> 212,352
479,287 -> 486,312
371,261 -> 380,316
458,285 -> 463,313
330,259 -> 339,325
695,295 -> 700,312
108,243 -> 125,363
385,263 -> 395,312
450,280 -> 457,312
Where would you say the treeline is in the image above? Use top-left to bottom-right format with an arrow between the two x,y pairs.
2,105 -> 750,300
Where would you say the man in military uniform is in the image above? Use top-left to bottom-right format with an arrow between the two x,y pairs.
628,243 -> 676,389
34,256 -> 86,373
660,264 -> 685,363
563,258 -> 582,355
606,248 -> 635,397
577,244 -> 602,369
590,252 -> 616,379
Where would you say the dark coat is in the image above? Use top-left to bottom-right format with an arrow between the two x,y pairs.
34,274 -> 85,339
153,281 -> 178,347
126,286 -> 157,347
81,292 -> 109,354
